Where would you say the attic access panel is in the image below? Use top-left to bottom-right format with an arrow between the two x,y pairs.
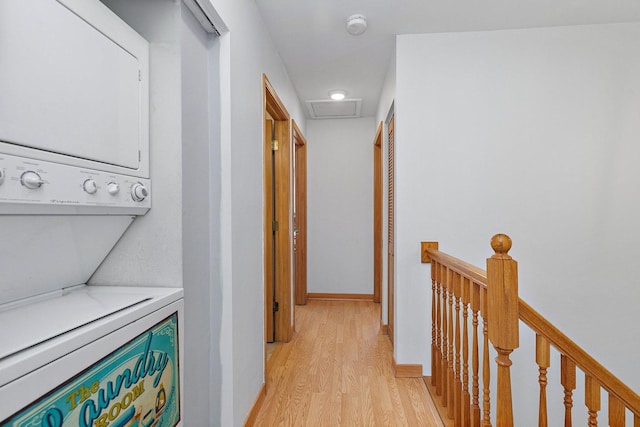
305,99 -> 362,119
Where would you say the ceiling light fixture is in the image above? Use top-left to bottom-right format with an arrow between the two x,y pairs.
346,14 -> 367,36
329,90 -> 347,101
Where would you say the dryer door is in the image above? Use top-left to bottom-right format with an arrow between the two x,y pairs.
0,0 -> 149,174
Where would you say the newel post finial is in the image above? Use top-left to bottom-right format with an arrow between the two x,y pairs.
490,234 -> 512,259
487,234 -> 519,427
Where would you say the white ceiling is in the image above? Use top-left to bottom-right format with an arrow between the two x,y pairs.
254,0 -> 640,119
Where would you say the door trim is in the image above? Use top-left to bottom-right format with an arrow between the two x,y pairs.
387,115 -> 395,345
293,120 -> 308,305
264,118 -> 275,343
263,74 -> 293,344
373,122 -> 383,304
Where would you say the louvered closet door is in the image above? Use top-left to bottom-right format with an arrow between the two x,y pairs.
387,115 -> 395,345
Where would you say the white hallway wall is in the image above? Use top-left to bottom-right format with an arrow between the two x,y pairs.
393,23 -> 640,422
306,117 -> 376,295
206,0 -> 306,425
93,0 -> 306,424
180,4 -> 221,424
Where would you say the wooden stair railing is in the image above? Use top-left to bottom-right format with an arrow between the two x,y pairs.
422,234 -> 640,427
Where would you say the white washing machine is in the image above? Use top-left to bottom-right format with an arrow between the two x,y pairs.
0,285 -> 184,427
0,1 -> 183,425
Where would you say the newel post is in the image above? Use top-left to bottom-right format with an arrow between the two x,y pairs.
487,234 -> 519,427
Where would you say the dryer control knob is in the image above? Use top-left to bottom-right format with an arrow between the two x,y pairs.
107,182 -> 120,195
131,183 -> 148,202
83,179 -> 98,194
0,169 -> 5,185
21,171 -> 44,189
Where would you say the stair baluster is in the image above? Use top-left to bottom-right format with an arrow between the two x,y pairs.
435,262 -> 443,396
462,277 -> 471,427
447,268 -> 455,419
431,262 -> 437,389
481,286 -> 492,427
561,355 -> 576,427
586,375 -> 601,427
454,272 -> 462,426
536,334 -> 550,427
609,394 -> 625,427
471,281 -> 481,427
442,266 -> 449,407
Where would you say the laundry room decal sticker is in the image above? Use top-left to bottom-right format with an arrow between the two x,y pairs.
3,313 -> 181,427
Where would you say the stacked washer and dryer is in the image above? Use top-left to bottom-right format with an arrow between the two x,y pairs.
0,1 -> 183,426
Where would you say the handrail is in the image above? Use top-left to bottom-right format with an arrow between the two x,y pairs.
519,299 -> 640,416
427,249 -> 487,285
425,235 -> 640,426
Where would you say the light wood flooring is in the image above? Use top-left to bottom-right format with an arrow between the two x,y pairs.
250,300 -> 444,426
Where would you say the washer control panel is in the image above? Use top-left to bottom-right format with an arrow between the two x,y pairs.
0,153 -> 151,209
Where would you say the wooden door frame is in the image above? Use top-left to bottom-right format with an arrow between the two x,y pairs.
264,118 -> 275,344
293,120 -> 308,305
263,74 -> 293,344
373,122 -> 383,304
387,115 -> 395,345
